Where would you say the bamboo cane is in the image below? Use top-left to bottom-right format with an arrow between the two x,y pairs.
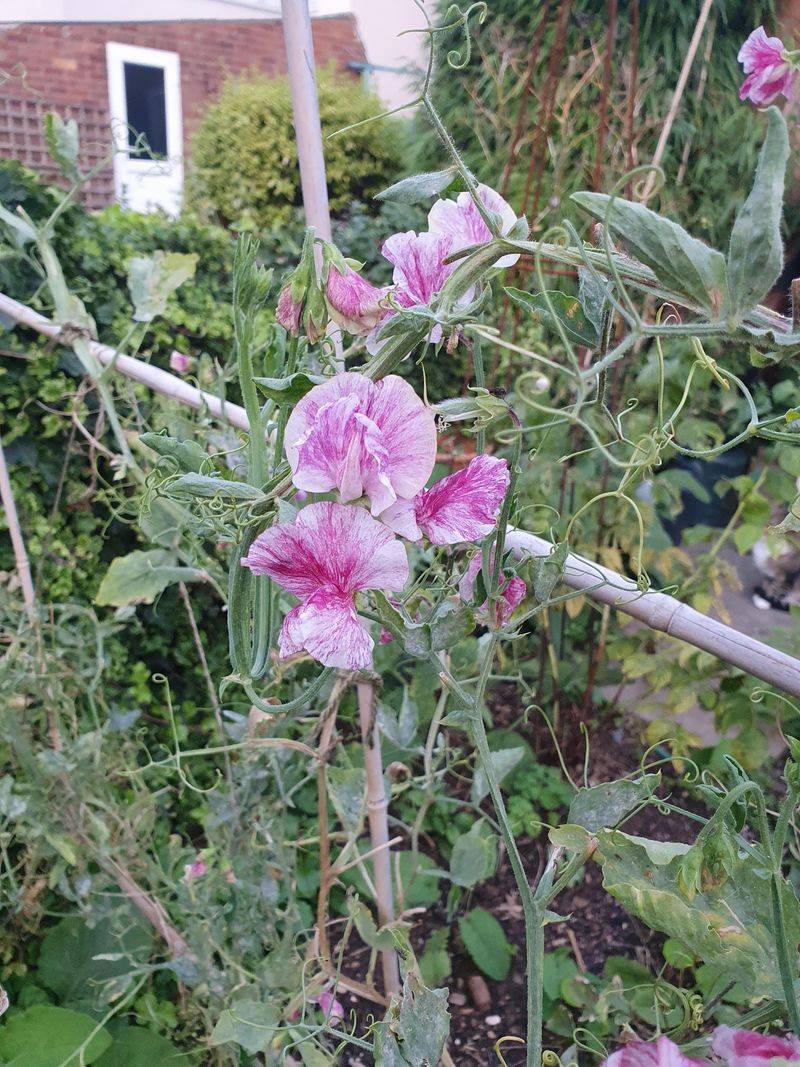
356,679 -> 401,996
505,530 -> 800,699
0,435 -> 35,616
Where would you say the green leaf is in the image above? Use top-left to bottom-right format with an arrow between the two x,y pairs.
726,107 -> 789,322
378,689 -> 418,748
567,773 -> 660,833
429,600 -> 476,651
375,167 -> 458,204
571,191 -> 728,314
527,541 -> 569,603
139,431 -> 209,474
471,746 -> 526,804
252,371 -> 326,404
374,970 -> 450,1066
341,850 -> 440,909
449,822 -> 498,887
210,1000 -> 278,1054
591,829 -> 800,1001
327,766 -> 365,835
578,267 -> 609,339
0,1005 -> 111,1066
505,287 -> 600,347
662,938 -> 695,970
418,929 -> 451,988
127,251 -> 198,322
38,916 -> 152,1010
542,947 -> 579,1001
43,112 -> 80,182
96,1027 -> 182,1065
348,897 -> 397,952
168,473 -> 264,501
458,907 -> 514,981
0,203 -> 37,246
548,823 -> 593,852
770,494 -> 800,535
94,549 -> 205,607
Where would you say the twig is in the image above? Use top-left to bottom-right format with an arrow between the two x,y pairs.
640,0 -> 715,201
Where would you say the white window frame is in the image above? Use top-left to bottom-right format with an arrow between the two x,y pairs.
106,42 -> 183,202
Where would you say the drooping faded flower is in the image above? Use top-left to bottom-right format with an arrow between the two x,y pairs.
711,1026 -> 800,1067
380,454 -> 509,545
738,27 -> 794,106
325,263 -> 389,335
428,183 -> 520,269
284,372 -> 437,516
458,551 -> 526,627
275,284 -> 303,335
602,1036 -> 708,1067
241,502 -> 409,670
315,990 -> 345,1023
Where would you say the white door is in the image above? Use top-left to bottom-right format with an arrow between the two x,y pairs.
106,42 -> 183,215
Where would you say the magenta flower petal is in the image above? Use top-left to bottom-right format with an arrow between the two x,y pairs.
241,502 -> 409,669
283,372 -> 437,514
738,27 -> 793,105
279,592 -> 374,670
711,1026 -> 800,1067
428,183 -> 520,268
169,351 -> 191,373
458,552 -> 526,626
603,1036 -> 708,1067
325,265 -> 389,334
412,454 -> 509,545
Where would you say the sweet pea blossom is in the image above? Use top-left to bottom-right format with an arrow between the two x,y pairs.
738,27 -> 795,106
428,183 -> 520,269
183,858 -> 208,883
284,373 -> 437,516
602,1036 -> 708,1067
711,1026 -> 800,1067
380,454 -> 510,545
241,502 -> 408,670
169,351 -> 191,374
459,551 -> 526,626
315,990 -> 345,1023
325,263 -> 389,335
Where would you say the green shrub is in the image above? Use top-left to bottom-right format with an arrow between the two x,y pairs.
188,68 -> 406,229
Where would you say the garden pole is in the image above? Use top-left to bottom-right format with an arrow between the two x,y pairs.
280,0 -> 344,365
357,679 -> 401,996
0,436 -> 35,617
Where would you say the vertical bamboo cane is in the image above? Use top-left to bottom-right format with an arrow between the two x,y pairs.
356,679 -> 401,995
0,437 -> 35,617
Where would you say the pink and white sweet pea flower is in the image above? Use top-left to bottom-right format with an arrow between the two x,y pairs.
428,183 -> 520,269
241,502 -> 408,670
458,551 -> 526,627
325,263 -> 389,335
602,1036 -> 708,1067
711,1026 -> 800,1067
738,27 -> 795,106
380,454 -> 509,545
284,372 -> 437,517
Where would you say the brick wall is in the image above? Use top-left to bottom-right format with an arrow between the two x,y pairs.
0,16 -> 366,208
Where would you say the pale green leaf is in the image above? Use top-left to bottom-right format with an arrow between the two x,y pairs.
0,1006 -> 111,1066
471,746 -> 525,804
458,907 -> 514,981
94,549 -> 205,607
128,251 -> 198,322
210,1000 -> 277,1054
375,167 -> 458,204
567,773 -> 660,833
44,111 -> 80,182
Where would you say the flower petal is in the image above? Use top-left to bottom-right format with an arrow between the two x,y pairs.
284,373 -> 436,512
279,592 -> 374,669
414,454 -> 509,545
381,230 -> 458,305
325,265 -> 389,334
242,501 -> 409,599
603,1036 -> 708,1067
711,1026 -> 800,1067
428,183 -> 520,268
